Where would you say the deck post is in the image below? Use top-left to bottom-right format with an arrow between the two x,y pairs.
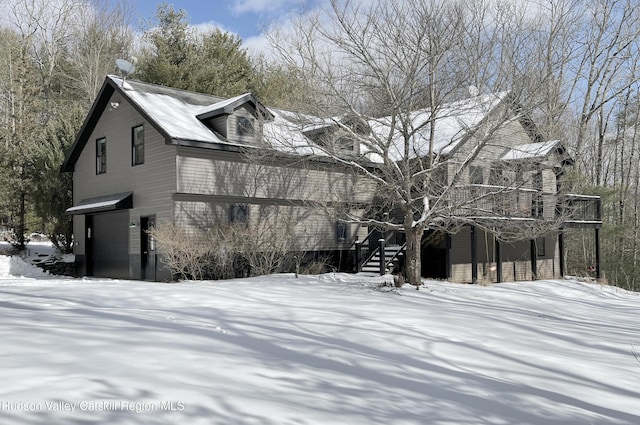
558,231 -> 565,277
354,239 -> 362,272
378,238 -> 386,276
445,233 -> 452,280
470,225 -> 478,284
530,239 -> 538,280
495,236 -> 502,283
595,228 -> 601,279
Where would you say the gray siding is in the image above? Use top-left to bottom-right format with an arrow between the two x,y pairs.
452,115 -> 532,163
176,148 -> 368,202
72,91 -> 177,273
227,106 -> 259,144
173,200 -> 357,251
448,226 -> 559,283
174,147 -> 372,251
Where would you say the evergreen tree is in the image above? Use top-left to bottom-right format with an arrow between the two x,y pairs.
136,3 -> 255,97
31,111 -> 82,253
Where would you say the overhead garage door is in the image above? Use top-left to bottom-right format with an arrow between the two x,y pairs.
91,211 -> 129,279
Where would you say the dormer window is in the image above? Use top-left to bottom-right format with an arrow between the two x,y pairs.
195,93 -> 273,143
236,116 -> 255,137
336,136 -> 354,152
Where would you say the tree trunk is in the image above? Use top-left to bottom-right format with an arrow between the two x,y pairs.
18,189 -> 26,250
404,224 -> 425,286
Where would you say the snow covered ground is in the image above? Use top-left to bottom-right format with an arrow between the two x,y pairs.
1,254 -> 639,425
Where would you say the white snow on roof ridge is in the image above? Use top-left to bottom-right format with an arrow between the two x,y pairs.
196,93 -> 254,116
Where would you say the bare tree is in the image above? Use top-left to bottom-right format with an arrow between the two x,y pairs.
266,0 -> 562,284
565,0 -> 640,179
9,0 -> 79,111
65,0 -> 134,106
543,0 -> 640,288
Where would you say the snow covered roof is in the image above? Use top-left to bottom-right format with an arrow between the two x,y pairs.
501,140 -> 562,161
197,93 -> 274,121
109,77 -> 511,159
262,109 -> 326,156
111,83 -> 323,156
262,93 -> 511,163
112,76 -> 228,144
62,76 -> 525,172
367,92 -> 510,161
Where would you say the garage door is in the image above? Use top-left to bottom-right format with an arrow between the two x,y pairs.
91,211 -> 129,279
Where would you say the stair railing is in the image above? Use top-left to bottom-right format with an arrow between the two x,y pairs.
384,241 -> 407,274
354,229 -> 405,274
353,227 -> 377,272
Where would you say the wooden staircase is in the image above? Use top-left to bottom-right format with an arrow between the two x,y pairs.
360,244 -> 404,274
353,227 -> 406,275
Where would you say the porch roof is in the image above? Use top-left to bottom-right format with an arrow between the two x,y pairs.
66,192 -> 133,215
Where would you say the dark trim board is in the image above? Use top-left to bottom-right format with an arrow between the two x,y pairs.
61,83 -> 115,172
172,138 -> 247,152
173,192 -> 306,207
495,238 -> 502,283
562,221 -> 603,229
172,192 -> 369,209
470,225 -> 478,284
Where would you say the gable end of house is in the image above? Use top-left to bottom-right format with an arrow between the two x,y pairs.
62,78 -> 176,172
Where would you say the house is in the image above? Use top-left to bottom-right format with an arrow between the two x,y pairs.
62,76 -> 601,282
62,76 -> 370,280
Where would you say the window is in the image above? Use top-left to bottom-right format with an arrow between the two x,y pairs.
236,116 -> 255,137
469,165 -> 483,185
336,221 -> 350,243
531,194 -> 544,217
336,136 -> 355,152
229,204 -> 248,224
531,170 -> 543,217
96,137 -> 106,174
533,170 -> 543,190
132,125 -> 144,166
